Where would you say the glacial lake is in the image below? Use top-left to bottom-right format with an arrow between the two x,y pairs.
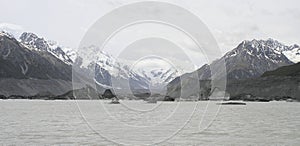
0,100 -> 299,145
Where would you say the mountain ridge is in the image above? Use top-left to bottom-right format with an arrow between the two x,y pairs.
1,29 -> 298,99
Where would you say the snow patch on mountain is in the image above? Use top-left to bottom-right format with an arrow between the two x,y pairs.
19,32 -> 73,65
47,40 -> 77,63
225,38 -> 299,63
283,45 -> 300,63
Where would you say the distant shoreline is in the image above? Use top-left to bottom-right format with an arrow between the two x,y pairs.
0,98 -> 298,102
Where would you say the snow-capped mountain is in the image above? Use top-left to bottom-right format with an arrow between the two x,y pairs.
74,45 -> 182,95
166,38 -> 297,99
19,32 -> 73,65
0,25 -> 77,64
176,38 -> 296,81
75,45 -> 151,94
226,38 -> 300,63
221,38 -> 294,79
76,45 -> 141,80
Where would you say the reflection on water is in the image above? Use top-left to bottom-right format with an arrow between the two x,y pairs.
0,100 -> 299,145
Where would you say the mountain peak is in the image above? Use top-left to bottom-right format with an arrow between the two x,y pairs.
20,32 -> 49,51
247,38 -> 283,49
228,38 -> 299,63
20,32 -> 39,39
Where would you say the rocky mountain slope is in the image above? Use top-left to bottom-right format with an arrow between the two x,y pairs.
227,63 -> 300,101
0,31 -> 72,96
0,31 -> 72,80
262,62 -> 300,77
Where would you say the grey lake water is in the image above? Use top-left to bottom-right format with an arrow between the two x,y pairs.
0,100 -> 299,145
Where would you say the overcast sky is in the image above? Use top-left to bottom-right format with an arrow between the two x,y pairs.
0,0 -> 299,51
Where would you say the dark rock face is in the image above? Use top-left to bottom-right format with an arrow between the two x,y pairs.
102,89 -> 116,99
0,95 -> 7,99
0,78 -> 72,97
228,62 -> 300,101
163,96 -> 175,101
229,93 -> 271,102
262,62 -> 300,77
218,102 -> 246,105
227,76 -> 300,101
